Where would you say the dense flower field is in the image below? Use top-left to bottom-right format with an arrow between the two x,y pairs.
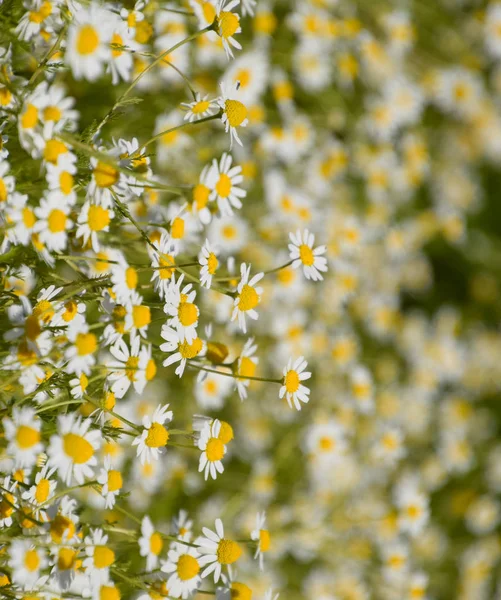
1,0 -> 501,598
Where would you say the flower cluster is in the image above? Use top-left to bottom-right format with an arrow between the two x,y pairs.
1,0 -> 501,598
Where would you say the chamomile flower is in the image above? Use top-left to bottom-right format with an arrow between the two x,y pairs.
191,163 -> 215,225
9,539 -> 48,588
107,336 -> 146,399
76,202 -> 114,252
208,152 -> 246,215
65,330 -> 99,376
0,476 -> 17,527
251,512 -> 271,570
231,263 -> 264,333
96,455 -> 123,509
83,529 -> 116,585
198,418 -> 227,480
199,239 -> 219,288
161,544 -> 202,599
279,356 -> 311,411
196,518 -> 242,582
109,20 -> 134,85
160,325 -> 204,377
139,516 -> 164,572
33,195 -> 73,253
47,414 -> 101,485
124,292 -> 152,339
216,0 -> 242,60
66,5 -> 113,81
3,407 -> 43,468
218,83 -> 248,147
164,275 -> 200,344
150,232 -> 178,299
182,93 -> 219,122
22,465 -> 57,520
111,261 -> 141,303
132,403 -> 173,464
235,337 -> 258,400
288,229 -> 328,281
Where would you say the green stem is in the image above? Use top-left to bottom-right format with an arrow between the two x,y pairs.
187,363 -> 282,384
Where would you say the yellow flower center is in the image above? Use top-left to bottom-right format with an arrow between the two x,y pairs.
150,532 -> 163,555
178,301 -> 198,327
63,432 -> 94,464
50,514 -> 75,543
207,253 -> 219,275
259,529 -> 270,552
125,267 -> 138,289
111,32 -> 123,58
298,244 -> 315,266
222,224 -> 237,239
47,209 -> 67,233
202,1 -> 216,23
43,106 -> 61,122
125,356 -> 139,382
146,359 -> 156,381
206,437 -> 224,462
35,478 -> 50,503
100,586 -> 120,600
177,554 -> 200,581
158,254 -> 175,280
231,582 -> 252,600
0,88 -> 12,107
0,574 -> 9,586
217,539 -> 242,565
0,178 -> 6,202
171,216 -> 184,239
21,104 -> 38,129
75,332 -> 97,356
21,206 -> 35,229
58,547 -> 77,570
239,356 -> 256,378
59,171 -> 74,195
145,422 -> 169,448
33,299 -> 54,323
88,205 -> 111,231
92,163 -> 118,191
0,492 -> 14,518
178,337 -> 203,359
319,436 -> 334,451
218,11 -> 240,39
193,184 -> 210,210
25,315 -> 41,341
218,421 -> 234,444
94,546 -> 115,569
107,470 -> 123,492
224,99 -> 247,128
44,139 -> 67,164
192,100 -> 210,114
238,284 -> 259,311
216,173 -> 232,198
284,370 -> 300,393
24,549 -> 40,571
76,24 -> 100,55
15,425 -> 40,449
132,305 -> 151,329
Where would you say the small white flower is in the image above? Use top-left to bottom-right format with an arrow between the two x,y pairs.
288,229 -> 328,281
132,404 -> 173,464
279,356 -> 311,411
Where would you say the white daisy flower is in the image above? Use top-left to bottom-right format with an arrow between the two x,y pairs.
196,518 -> 242,583
111,261 -> 141,304
288,229 -> 328,281
83,528 -> 116,586
218,82 -> 248,147
47,414 -> 101,485
139,516 -> 165,572
0,476 -> 17,527
216,0 -> 242,60
65,5 -> 114,81
65,330 -> 99,376
22,465 -> 57,521
191,163 -> 214,225
3,406 -> 43,468
231,263 -> 264,333
96,455 -> 123,509
160,324 -> 204,378
182,93 -> 219,123
160,544 -> 202,599
109,20 -> 134,85
132,404 -> 173,465
163,274 -> 200,344
8,539 -> 48,589
199,239 -> 219,288
198,419 -> 227,480
76,202 -> 115,253
250,512 -> 271,570
208,152 -> 246,216
235,337 -> 258,400
33,195 -> 73,253
107,335 -> 147,399
279,356 -> 311,411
